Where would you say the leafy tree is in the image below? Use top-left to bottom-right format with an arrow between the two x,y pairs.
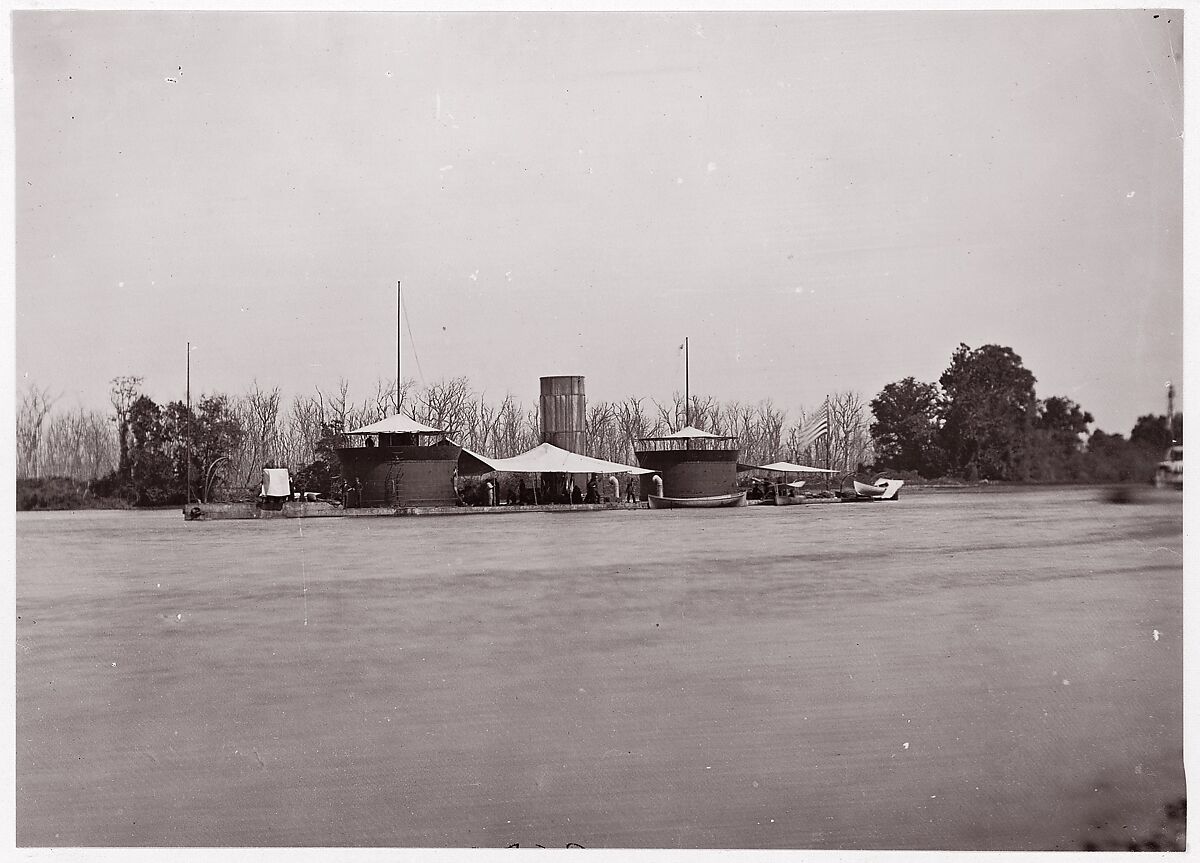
1080,430 -> 1151,483
938,344 -> 1038,481
1038,396 -> 1093,440
1130,413 -> 1182,453
91,389 -> 245,505
1027,396 -> 1094,481
126,395 -> 177,505
184,394 -> 247,502
869,377 -> 946,475
292,421 -> 347,497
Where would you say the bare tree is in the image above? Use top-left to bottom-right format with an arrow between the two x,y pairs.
318,379 -> 353,429
785,418 -> 814,465
470,395 -> 502,454
279,392 -> 325,469
742,399 -> 786,467
585,400 -> 618,462
359,377 -> 397,426
823,390 -> 874,473
234,382 -> 283,484
40,407 -> 80,479
16,383 -> 57,479
613,397 -> 652,463
686,394 -> 719,432
491,394 -> 528,457
81,409 -> 118,479
651,394 -> 685,436
652,391 -> 716,434
108,375 -> 142,481
413,377 -> 474,441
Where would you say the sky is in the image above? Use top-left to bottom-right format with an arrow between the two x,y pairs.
10,7 -> 1187,435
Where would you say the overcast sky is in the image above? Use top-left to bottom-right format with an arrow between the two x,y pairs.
12,8 -> 1186,434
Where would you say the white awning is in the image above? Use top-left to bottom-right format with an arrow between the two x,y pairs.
262,468 -> 291,497
640,425 -> 734,441
458,442 -> 655,475
756,461 -> 838,474
347,413 -> 445,435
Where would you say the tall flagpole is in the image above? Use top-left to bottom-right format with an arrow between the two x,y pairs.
403,277 -> 408,412
186,342 -> 192,504
1167,381 -> 1175,444
684,337 -> 690,428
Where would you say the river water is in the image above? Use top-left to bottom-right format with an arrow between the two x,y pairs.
15,488 -> 1184,849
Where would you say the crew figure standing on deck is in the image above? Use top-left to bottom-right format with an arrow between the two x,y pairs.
585,474 -> 599,504
626,478 -> 637,503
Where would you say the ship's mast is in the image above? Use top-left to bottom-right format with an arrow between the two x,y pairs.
1167,381 -> 1176,444
186,342 -> 191,503
403,279 -> 408,415
684,337 -> 690,428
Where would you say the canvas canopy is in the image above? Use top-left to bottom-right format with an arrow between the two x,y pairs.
753,461 -> 839,474
347,414 -> 445,435
750,477 -> 804,488
457,442 -> 655,476
638,425 -> 736,441
261,468 -> 291,498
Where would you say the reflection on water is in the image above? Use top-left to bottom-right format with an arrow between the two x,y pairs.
16,489 -> 1184,848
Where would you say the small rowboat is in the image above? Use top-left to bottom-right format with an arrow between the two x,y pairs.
648,491 -> 748,510
842,478 -> 905,502
764,480 -> 805,506
852,480 -> 887,498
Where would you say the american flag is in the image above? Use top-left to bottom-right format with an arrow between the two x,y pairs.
795,400 -> 830,451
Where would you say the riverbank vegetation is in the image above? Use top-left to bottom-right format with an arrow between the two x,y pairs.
15,477 -> 132,511
15,342 -> 1181,509
870,344 -> 1181,484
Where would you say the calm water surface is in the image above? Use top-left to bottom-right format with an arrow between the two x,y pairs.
15,488 -> 1184,848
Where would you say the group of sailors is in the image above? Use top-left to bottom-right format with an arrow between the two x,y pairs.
458,471 -> 661,507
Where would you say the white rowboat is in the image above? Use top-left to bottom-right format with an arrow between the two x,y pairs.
647,491 -> 748,510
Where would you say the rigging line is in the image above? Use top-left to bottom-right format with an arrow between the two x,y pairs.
400,293 -> 426,385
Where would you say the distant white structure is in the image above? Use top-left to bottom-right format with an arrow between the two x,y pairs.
261,468 -> 291,500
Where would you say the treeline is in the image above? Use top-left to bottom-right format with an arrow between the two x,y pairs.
869,343 -> 1182,483
16,343 -> 1180,508
16,376 -> 873,506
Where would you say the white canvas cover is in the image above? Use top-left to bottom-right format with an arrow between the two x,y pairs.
876,478 -> 905,500
459,442 -> 655,475
756,461 -> 838,474
262,468 -> 291,497
641,425 -> 732,440
347,413 -> 445,435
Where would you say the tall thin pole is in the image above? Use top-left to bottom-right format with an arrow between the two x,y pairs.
186,342 -> 192,504
1167,381 -> 1176,444
403,283 -> 408,415
684,337 -> 690,428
